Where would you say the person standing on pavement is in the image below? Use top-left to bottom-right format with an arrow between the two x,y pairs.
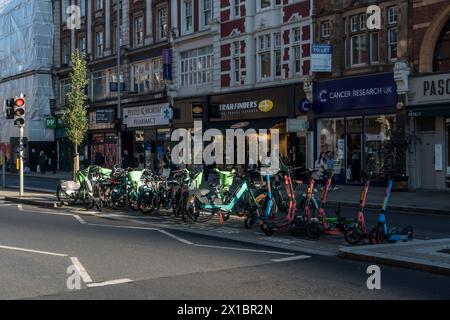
38,151 -> 47,174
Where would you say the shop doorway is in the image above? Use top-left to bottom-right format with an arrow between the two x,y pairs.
420,133 -> 436,189
346,117 -> 363,183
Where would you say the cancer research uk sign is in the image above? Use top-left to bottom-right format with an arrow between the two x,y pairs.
123,103 -> 170,128
313,73 -> 398,112
311,44 -> 332,73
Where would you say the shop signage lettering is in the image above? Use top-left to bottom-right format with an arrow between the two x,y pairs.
314,73 -> 398,112
311,44 -> 332,73
410,73 -> 450,105
219,100 -> 274,115
123,103 -> 170,128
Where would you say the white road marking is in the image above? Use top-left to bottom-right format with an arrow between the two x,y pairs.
158,229 -> 194,245
87,223 -> 159,231
194,244 -> 295,256
0,245 -> 68,257
70,257 -> 93,284
73,215 -> 86,225
271,255 -> 311,263
17,204 -> 23,211
86,279 -> 133,288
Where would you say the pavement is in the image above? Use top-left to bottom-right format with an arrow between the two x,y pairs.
339,239 -> 450,276
2,171 -> 450,215
1,202 -> 449,299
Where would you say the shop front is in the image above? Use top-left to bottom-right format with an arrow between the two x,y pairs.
208,84 -> 306,167
407,73 -> 450,190
122,103 -> 172,170
88,108 -> 118,168
313,73 -> 399,184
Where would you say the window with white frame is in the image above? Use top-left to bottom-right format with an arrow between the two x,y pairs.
257,34 -> 272,80
274,32 -> 281,77
80,0 -> 86,18
233,0 -> 240,18
321,21 -> 330,38
62,0 -> 69,22
78,35 -> 86,55
134,16 -> 144,47
131,58 -> 164,93
62,41 -> 70,65
232,41 -> 240,84
388,6 -> 398,25
180,46 -> 213,86
292,28 -> 301,74
157,7 -> 168,40
202,0 -> 212,27
359,14 -> 366,30
92,71 -> 107,101
60,79 -> 71,105
108,67 -> 124,96
183,0 -> 193,33
370,32 -> 379,63
350,15 -> 358,32
387,6 -> 398,61
260,0 -> 271,9
388,28 -> 397,61
95,0 -> 103,11
95,30 -> 104,58
350,34 -> 367,66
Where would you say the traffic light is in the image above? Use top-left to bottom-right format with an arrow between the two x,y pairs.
5,98 -> 15,119
13,96 -> 26,127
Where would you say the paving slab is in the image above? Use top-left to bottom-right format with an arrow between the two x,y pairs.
339,239 -> 450,276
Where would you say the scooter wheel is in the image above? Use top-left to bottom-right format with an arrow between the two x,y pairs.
261,223 -> 275,236
401,226 -> 414,241
344,226 -> 363,245
306,221 -> 323,240
244,216 -> 255,229
369,226 -> 384,244
222,211 -> 230,221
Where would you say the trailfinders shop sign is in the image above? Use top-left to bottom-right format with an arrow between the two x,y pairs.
313,73 -> 398,113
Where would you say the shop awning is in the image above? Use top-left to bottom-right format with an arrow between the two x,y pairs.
407,104 -> 450,117
205,118 -> 285,132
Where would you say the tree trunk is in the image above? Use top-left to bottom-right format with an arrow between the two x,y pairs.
73,144 -> 80,181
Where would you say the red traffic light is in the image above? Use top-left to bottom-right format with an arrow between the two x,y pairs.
15,98 -> 25,107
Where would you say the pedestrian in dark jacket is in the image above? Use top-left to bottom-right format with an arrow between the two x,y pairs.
122,150 -> 130,169
50,150 -> 57,173
38,151 -> 47,174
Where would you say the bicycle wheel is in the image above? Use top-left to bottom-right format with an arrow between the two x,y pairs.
369,225 -> 385,244
155,191 -> 172,217
186,196 -> 214,223
138,191 -> 155,215
110,187 -> 127,210
344,226 -> 363,245
128,191 -> 140,211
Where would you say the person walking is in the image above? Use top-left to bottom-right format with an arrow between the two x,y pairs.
313,152 -> 327,189
38,151 -> 47,175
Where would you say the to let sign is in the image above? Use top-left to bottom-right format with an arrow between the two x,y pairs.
311,44 -> 332,73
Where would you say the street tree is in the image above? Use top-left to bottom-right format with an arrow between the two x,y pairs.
63,50 -> 88,179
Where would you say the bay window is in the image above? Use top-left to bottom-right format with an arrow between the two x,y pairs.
131,58 -> 164,93
180,46 -> 213,86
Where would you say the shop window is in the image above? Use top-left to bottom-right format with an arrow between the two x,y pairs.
446,119 -> 450,185
418,117 -> 435,132
365,115 -> 396,179
317,118 -> 346,178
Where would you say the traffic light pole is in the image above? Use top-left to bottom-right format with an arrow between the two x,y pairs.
19,126 -> 24,196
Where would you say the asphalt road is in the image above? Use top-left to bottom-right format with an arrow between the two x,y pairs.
0,202 -> 449,300
2,174 -> 58,192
